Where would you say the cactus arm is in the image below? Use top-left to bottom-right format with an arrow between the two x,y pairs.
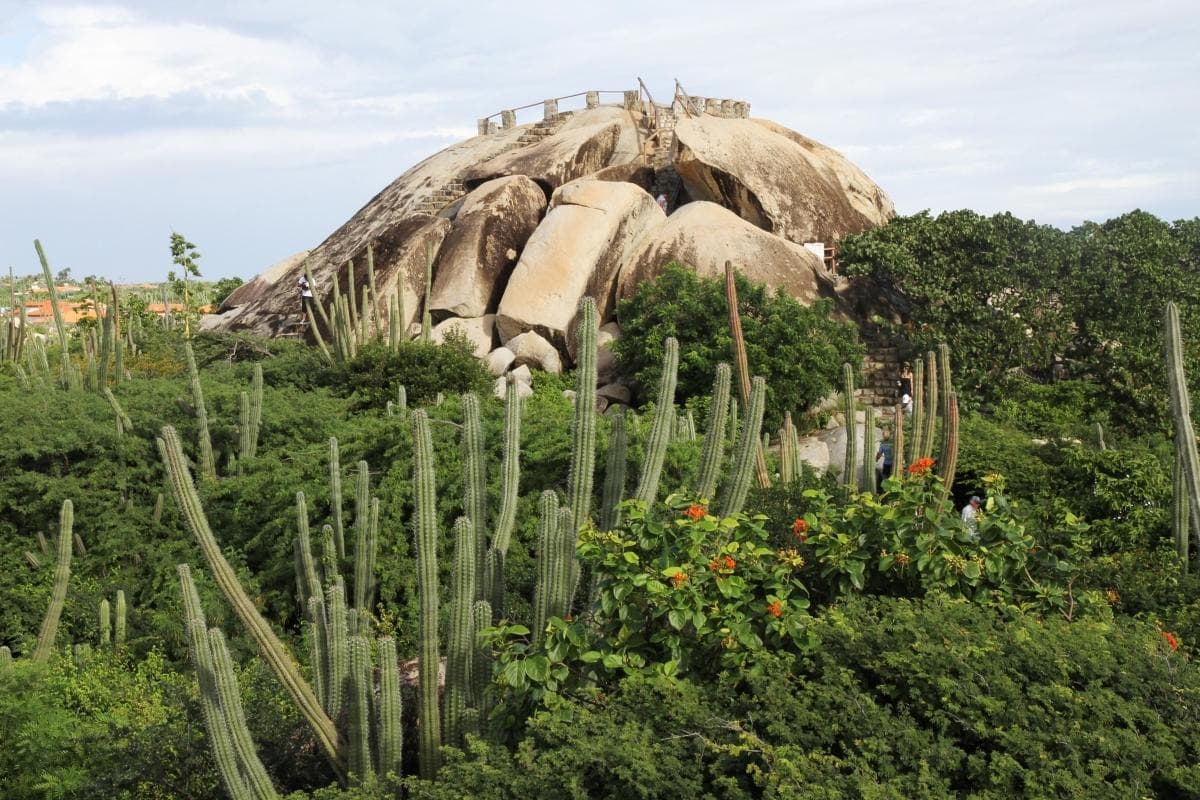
99,598 -> 111,646
938,391 -> 960,502
893,405 -> 906,478
376,635 -> 403,779
115,589 -> 127,645
718,376 -> 766,517
445,516 -> 477,748
347,635 -> 375,782
841,364 -> 857,490
32,500 -> 73,663
567,297 -> 598,542
599,409 -> 628,531
695,363 -> 732,499
462,394 -> 488,597
922,350 -> 938,460
470,600 -> 493,713
157,427 -> 346,778
1165,301 -> 1200,567
532,491 -> 563,644
353,461 -> 371,614
634,337 -> 680,504
411,410 -> 442,778
249,364 -> 263,458
33,240 -> 79,389
329,438 -> 346,561
492,379 -> 521,555
208,628 -> 279,800
184,343 -> 216,478
862,406 -> 877,494
910,359 -> 925,463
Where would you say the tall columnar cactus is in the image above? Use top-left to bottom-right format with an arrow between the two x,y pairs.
532,491 -> 565,644
728,396 -> 739,446
153,492 -> 164,523
938,344 -> 952,424
470,600 -> 493,712
347,635 -> 375,782
33,500 -> 73,663
493,379 -> 521,554
695,363 -> 732,499
208,628 -> 279,800
567,298 -> 598,547
421,245 -> 434,343
1095,422 -> 1107,451
938,391 -> 960,502
1165,301 -> 1200,570
157,427 -> 345,778
248,363 -> 263,458
841,364 -> 858,490
111,284 -> 123,385
779,425 -> 793,484
178,566 -> 258,800
911,358 -> 925,462
634,337 -> 679,504
1175,448 -> 1190,568
893,405 -> 906,477
99,598 -> 112,645
485,378 -> 523,618
98,305 -> 112,389
352,460 -> 375,615
724,261 -> 771,489
34,240 -> 80,390
294,492 -> 322,610
366,243 -> 380,341
239,391 -> 252,464
388,294 -> 401,351
0,646 -> 11,668
445,516 -> 477,749
329,438 -> 346,560
599,409 -> 627,531
862,406 -> 877,494
184,343 -> 216,479
922,350 -> 939,460
103,388 -> 133,436
115,589 -> 127,645
376,636 -> 403,780
326,582 -> 349,720
461,394 -> 488,596
718,376 -> 766,517
411,410 -> 442,779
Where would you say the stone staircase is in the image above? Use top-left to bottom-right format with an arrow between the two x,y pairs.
650,108 -> 683,203
857,345 -> 902,409
415,112 -> 575,216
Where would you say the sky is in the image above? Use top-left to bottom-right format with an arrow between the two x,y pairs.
0,0 -> 1197,283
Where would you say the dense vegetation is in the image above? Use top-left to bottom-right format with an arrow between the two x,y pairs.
2,212 -> 1200,799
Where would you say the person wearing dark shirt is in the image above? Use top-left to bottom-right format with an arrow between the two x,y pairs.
898,363 -> 913,413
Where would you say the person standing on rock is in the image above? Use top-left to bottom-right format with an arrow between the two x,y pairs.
298,274 -> 315,319
898,363 -> 913,414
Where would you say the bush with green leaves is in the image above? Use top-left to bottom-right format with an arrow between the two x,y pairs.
613,264 -> 863,427
328,333 -> 492,410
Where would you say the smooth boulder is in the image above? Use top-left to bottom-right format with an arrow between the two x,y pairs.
672,115 -> 892,245
430,176 -> 547,319
619,201 -> 833,306
495,178 -> 665,357
431,315 -> 496,357
507,331 -> 562,374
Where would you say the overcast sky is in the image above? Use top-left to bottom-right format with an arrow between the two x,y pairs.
1,1 -> 1196,283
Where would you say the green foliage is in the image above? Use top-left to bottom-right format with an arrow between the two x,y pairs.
329,336 -> 491,411
613,264 -> 863,427
211,276 -> 245,308
840,209 -> 1200,432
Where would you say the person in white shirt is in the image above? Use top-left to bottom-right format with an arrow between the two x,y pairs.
961,495 -> 981,539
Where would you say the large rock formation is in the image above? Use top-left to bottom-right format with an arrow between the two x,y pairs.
495,178 -> 665,355
672,114 -> 893,245
206,90 -> 893,372
618,201 -> 834,306
429,175 -> 546,319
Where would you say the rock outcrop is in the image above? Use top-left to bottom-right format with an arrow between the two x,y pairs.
429,176 -> 547,319
619,201 -> 834,305
211,93 -> 894,375
495,178 -> 665,356
672,115 -> 891,245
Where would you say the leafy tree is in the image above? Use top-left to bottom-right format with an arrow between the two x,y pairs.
168,231 -> 202,336
613,264 -> 863,428
210,276 -> 244,308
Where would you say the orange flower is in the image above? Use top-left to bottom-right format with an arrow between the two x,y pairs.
792,518 -> 808,542
1163,631 -> 1180,651
766,600 -> 783,618
671,572 -> 688,588
684,504 -> 706,521
723,555 -> 736,570
907,457 -> 936,476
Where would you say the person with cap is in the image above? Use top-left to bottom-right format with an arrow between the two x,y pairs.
961,495 -> 982,539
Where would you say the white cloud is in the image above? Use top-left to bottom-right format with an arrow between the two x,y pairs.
0,4 -> 338,108
1026,174 -> 1176,195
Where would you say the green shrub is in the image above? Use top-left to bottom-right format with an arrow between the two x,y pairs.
329,334 -> 491,411
613,264 -> 863,428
